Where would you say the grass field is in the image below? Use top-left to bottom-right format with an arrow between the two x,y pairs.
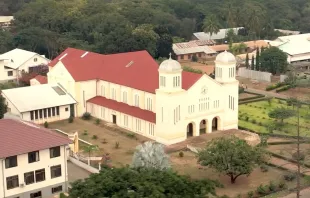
239,98 -> 310,136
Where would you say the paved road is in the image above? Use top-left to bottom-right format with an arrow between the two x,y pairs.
245,88 -> 289,99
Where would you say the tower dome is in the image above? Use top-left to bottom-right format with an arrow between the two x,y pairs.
159,53 -> 182,72
215,50 -> 236,63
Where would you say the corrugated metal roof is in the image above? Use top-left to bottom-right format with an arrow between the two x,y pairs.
193,27 -> 243,40
276,33 -> 310,42
278,40 -> 310,56
0,16 -> 13,23
173,41 -> 217,55
2,84 -> 77,113
0,119 -> 71,158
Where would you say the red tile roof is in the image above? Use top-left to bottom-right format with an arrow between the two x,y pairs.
87,96 -> 156,123
49,48 -> 202,93
33,75 -> 47,84
0,119 -> 71,158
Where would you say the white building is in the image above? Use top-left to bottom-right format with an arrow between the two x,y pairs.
0,119 -> 71,198
0,16 -> 13,28
0,49 -> 50,82
45,48 -> 239,145
1,84 -> 77,124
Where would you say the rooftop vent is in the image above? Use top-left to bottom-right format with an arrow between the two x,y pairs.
52,86 -> 66,95
59,53 -> 68,61
81,51 -> 89,58
125,61 -> 134,68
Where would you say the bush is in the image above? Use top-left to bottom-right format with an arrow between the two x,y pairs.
82,112 -> 91,120
92,135 -> 98,140
239,86 -> 245,94
179,151 -> 184,158
95,118 -> 100,125
102,138 -> 107,144
278,180 -> 287,189
247,191 -> 254,198
256,184 -> 268,195
44,121 -> 48,128
127,133 -> 136,139
266,82 -> 286,91
284,173 -> 296,181
83,130 -> 88,136
68,116 -> 74,123
260,164 -> 269,172
115,141 -> 120,149
191,54 -> 198,62
60,193 -> 68,198
268,181 -> 276,192
292,151 -> 305,161
276,85 -> 294,93
251,119 -> 256,124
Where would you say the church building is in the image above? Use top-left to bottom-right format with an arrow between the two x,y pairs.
44,48 -> 239,145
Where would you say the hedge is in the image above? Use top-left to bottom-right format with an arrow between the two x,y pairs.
239,97 -> 268,104
239,94 -> 265,102
276,85 -> 296,93
266,82 -> 286,91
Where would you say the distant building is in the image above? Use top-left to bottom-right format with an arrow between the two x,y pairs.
210,40 -> 269,53
2,84 -> 77,124
274,29 -> 300,36
193,27 -> 243,41
173,40 -> 217,61
0,48 -> 50,83
0,16 -> 13,28
0,119 -> 71,198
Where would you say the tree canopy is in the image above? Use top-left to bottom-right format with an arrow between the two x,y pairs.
268,107 -> 296,123
197,136 -> 267,184
0,0 -> 309,59
69,167 -> 221,198
0,95 -> 7,119
260,47 -> 288,74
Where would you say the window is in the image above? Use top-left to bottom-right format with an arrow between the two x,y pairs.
52,107 -> 55,116
34,58 -> 38,62
146,98 -> 152,111
24,171 -> 35,185
123,115 -> 128,127
123,91 -> 127,103
149,123 -> 154,136
56,106 -> 60,115
7,71 -> 13,76
181,55 -> 184,59
6,175 -> 19,190
50,146 -> 61,158
65,107 -> 68,112
134,94 -> 139,107
39,110 -> 42,119
188,54 -> 191,59
136,119 -> 141,132
35,110 -> 38,119
198,53 -> 202,58
43,109 -> 47,118
35,169 -> 45,182
5,156 -> 17,168
52,185 -> 63,194
161,107 -> 164,122
28,151 -> 39,163
51,165 -> 62,178
30,111 -> 34,120
48,108 -> 51,117
30,191 -> 42,198
188,105 -> 195,114
160,76 -> 166,87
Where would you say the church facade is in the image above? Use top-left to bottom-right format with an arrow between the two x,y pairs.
46,48 -> 239,145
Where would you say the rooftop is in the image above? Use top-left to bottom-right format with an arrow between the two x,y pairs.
173,41 -> 217,55
210,40 -> 269,52
0,16 -> 13,23
276,33 -> 310,42
193,27 -> 243,40
2,84 -> 77,112
0,119 -> 71,158
0,48 -> 49,69
49,48 -> 203,94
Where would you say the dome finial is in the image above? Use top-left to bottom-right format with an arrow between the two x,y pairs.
169,52 -> 172,59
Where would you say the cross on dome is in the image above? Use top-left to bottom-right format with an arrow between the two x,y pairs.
169,52 -> 172,59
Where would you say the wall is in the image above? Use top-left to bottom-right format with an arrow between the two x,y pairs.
68,157 -> 98,174
2,146 -> 68,198
19,54 -> 49,73
30,79 -> 41,86
75,80 -> 97,116
21,105 -> 72,124
237,67 -> 272,82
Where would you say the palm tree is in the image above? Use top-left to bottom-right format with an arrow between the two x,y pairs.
131,141 -> 170,170
203,15 -> 221,40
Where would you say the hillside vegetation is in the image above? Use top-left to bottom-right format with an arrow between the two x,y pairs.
0,0 -> 309,59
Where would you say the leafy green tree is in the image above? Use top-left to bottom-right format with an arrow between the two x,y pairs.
245,53 -> 250,69
255,48 -> 260,71
0,95 -> 7,119
198,136 -> 267,184
203,14 -> 220,39
131,141 -> 170,170
69,167 -> 221,198
83,145 -> 98,158
251,55 -> 255,70
268,108 -> 295,123
260,47 -> 288,74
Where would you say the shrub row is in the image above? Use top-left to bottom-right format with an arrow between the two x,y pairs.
239,97 -> 268,104
239,94 -> 265,102
265,82 -> 286,91
247,180 -> 287,198
276,84 -> 295,93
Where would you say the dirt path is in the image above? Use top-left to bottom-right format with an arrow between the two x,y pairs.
269,157 -> 310,176
245,88 -> 289,99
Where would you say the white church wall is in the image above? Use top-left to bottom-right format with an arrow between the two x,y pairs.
237,67 -> 272,82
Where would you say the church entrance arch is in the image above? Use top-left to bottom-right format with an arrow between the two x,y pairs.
199,119 -> 208,134
186,122 -> 196,138
212,117 -> 220,131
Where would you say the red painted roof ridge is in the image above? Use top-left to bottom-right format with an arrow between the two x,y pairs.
33,75 -> 48,84
87,96 -> 156,123
0,119 -> 72,158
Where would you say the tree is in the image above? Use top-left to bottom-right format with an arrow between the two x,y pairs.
197,136 -> 267,184
0,95 -> 7,119
255,48 -> 260,71
245,53 -> 249,68
260,47 -> 288,74
83,145 -> 98,158
203,14 -> 220,39
131,141 -> 170,170
268,108 -> 295,123
69,167 -> 221,198
251,55 -> 255,70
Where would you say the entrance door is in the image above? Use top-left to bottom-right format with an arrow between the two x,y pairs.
112,115 -> 117,124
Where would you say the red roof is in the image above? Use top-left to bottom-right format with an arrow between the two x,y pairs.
0,119 -> 71,158
49,48 -> 202,93
87,96 -> 156,123
33,75 -> 47,84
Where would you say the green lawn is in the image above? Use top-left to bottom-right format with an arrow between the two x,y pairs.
239,99 -> 310,136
